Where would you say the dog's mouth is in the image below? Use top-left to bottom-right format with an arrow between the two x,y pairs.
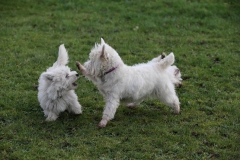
72,81 -> 78,87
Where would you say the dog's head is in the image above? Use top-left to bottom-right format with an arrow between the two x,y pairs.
40,45 -> 79,99
43,66 -> 79,91
78,38 -> 123,83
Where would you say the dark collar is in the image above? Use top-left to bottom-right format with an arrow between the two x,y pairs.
103,65 -> 119,76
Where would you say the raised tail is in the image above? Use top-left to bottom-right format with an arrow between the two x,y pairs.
53,44 -> 69,67
158,52 -> 175,69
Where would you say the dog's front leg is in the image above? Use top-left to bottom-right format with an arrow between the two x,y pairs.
76,61 -> 87,76
76,61 -> 97,82
98,98 -> 120,128
68,100 -> 82,114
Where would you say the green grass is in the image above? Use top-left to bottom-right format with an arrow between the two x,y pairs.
0,0 -> 239,159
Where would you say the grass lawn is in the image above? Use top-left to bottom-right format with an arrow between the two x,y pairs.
0,0 -> 239,159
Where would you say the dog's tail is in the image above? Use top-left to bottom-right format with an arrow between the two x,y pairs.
158,52 -> 175,69
53,44 -> 69,67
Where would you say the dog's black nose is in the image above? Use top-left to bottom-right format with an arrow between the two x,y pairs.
76,74 -> 79,77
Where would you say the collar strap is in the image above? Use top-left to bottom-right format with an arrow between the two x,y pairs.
104,65 -> 119,76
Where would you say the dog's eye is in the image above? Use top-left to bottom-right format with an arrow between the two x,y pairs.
66,74 -> 69,78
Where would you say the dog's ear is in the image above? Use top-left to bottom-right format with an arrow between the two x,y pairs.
43,73 -> 54,81
100,45 -> 106,60
101,38 -> 105,44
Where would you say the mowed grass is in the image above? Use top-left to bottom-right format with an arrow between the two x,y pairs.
0,0 -> 239,159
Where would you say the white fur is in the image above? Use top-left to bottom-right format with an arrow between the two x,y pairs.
77,38 -> 181,127
38,44 -> 82,121
148,54 -> 182,87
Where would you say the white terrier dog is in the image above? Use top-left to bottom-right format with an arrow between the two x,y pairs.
38,44 -> 82,121
76,38 -> 181,128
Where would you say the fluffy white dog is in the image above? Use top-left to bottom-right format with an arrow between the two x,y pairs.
38,44 -> 82,121
76,38 -> 181,128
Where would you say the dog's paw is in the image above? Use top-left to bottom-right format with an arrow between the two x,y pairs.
76,61 -> 85,73
74,108 -> 82,115
174,105 -> 180,114
126,103 -> 137,108
70,105 -> 82,114
98,119 -> 108,128
46,116 -> 57,121
45,112 -> 58,121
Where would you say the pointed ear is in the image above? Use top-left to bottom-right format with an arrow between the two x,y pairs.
100,45 -> 106,60
43,72 -> 54,81
101,38 -> 105,44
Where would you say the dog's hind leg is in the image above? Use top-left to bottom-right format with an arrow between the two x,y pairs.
98,98 -> 120,128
